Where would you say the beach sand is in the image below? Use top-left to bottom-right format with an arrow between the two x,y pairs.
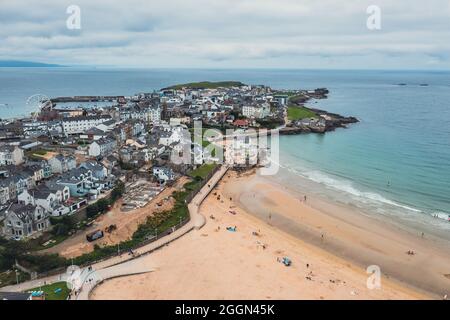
91,169 -> 443,300
223,170 -> 450,298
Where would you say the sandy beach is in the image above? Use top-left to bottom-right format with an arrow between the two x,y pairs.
91,169 -> 446,300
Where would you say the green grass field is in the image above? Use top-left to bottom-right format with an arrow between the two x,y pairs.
188,164 -> 217,179
28,281 -> 70,300
287,106 -> 317,120
25,149 -> 48,161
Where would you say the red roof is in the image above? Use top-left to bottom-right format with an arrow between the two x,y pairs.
233,119 -> 249,126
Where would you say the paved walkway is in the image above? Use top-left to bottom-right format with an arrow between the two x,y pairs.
2,165 -> 229,298
73,259 -> 154,300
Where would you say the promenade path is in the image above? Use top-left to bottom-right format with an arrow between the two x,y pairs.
1,165 -> 229,299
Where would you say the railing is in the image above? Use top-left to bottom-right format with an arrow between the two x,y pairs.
184,164 -> 221,204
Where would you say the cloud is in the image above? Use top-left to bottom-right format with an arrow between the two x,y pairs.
0,0 -> 449,69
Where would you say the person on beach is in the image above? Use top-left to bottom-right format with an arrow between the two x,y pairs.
304,195 -> 307,202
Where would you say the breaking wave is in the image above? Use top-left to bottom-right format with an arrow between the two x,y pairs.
276,161 -> 430,216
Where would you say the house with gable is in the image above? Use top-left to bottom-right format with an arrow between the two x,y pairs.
2,203 -> 49,240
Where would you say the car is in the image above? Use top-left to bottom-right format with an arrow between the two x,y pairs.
86,230 -> 104,242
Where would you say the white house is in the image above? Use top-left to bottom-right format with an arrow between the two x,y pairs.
88,138 -> 117,158
2,204 -> 49,240
18,184 -> 71,217
152,167 -> 175,183
62,115 -> 112,135
48,154 -> 77,174
120,107 -> 161,124
158,125 -> 189,146
242,103 -> 271,119
147,107 -> 162,124
79,161 -> 108,179
0,145 -> 24,166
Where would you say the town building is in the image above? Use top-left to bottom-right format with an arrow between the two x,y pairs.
242,103 -> 271,119
88,137 -> 117,158
152,166 -> 175,183
48,154 -> 77,174
62,115 -> 112,135
0,145 -> 24,166
2,203 -> 49,240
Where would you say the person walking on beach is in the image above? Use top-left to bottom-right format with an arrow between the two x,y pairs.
304,195 -> 307,202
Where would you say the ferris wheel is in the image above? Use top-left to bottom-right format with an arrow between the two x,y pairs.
26,94 -> 51,120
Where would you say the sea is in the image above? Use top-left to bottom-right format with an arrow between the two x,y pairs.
1,67 -> 449,237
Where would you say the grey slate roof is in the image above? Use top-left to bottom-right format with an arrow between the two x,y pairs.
0,292 -> 32,300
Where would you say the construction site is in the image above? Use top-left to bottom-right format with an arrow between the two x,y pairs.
41,177 -> 189,258
121,180 -> 164,212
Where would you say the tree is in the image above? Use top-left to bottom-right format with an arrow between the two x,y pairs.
97,198 -> 110,212
86,203 -> 99,218
111,181 -> 125,202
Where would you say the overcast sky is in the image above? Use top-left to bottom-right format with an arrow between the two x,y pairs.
1,0 -> 450,69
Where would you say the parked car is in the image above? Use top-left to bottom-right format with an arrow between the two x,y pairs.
86,230 -> 104,242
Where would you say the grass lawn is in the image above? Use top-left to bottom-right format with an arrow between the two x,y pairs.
34,234 -> 70,250
188,164 -> 217,180
25,149 -> 48,161
28,281 -> 70,300
287,106 -> 317,120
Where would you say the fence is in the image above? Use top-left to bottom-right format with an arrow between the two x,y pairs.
185,164 -> 221,203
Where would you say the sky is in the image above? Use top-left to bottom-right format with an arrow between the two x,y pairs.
1,0 -> 450,69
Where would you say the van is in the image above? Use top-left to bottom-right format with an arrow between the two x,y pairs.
86,230 -> 104,242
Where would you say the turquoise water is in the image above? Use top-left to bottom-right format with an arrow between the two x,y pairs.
276,71 -> 450,232
1,68 -> 449,231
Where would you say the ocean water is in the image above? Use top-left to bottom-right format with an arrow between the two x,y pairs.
1,67 -> 449,234
274,71 -> 450,235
